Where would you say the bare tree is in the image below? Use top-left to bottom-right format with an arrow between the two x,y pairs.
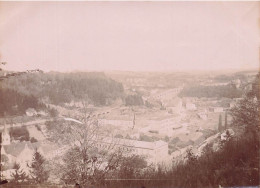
46,116 -> 129,187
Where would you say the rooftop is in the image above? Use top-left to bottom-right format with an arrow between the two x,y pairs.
99,137 -> 167,150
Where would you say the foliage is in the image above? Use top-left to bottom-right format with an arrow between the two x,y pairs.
218,114 -> 222,132
0,88 -> 45,117
35,124 -> 41,131
27,149 -> 49,184
60,146 -> 123,186
224,111 -> 228,129
0,64 -> 44,117
30,137 -> 38,143
103,73 -> 260,188
112,155 -> 147,179
47,118 -> 127,187
213,73 -> 247,83
47,107 -> 59,118
114,134 -> 124,139
2,72 -> 124,106
230,79 -> 260,131
179,84 -> 243,98
138,134 -> 159,142
163,73 -> 259,188
145,101 -> 153,108
10,162 -> 29,183
125,94 -> 144,106
1,154 -> 9,165
252,73 -> 260,100
10,127 -> 30,142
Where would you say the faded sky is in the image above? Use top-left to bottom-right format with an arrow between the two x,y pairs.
0,2 -> 259,72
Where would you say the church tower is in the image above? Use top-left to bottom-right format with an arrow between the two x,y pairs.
2,125 -> 10,146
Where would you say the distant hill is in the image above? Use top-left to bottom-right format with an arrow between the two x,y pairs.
2,72 -> 124,106
0,88 -> 45,117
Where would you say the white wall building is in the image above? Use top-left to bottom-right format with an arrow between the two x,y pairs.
98,119 -> 133,128
2,125 -> 10,145
150,87 -> 183,101
26,108 -> 37,117
185,103 -> 197,110
209,107 -> 224,113
95,137 -> 169,165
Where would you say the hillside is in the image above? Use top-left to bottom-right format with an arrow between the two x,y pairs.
1,72 -> 124,106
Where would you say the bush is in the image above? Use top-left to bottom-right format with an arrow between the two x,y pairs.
179,84 -> 243,98
30,137 -> 38,143
125,95 -> 144,106
10,127 -> 30,141
35,124 -> 41,131
48,108 -> 59,118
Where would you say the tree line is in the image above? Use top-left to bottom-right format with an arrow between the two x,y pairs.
2,72 -> 124,106
0,88 -> 45,117
179,84 -> 243,98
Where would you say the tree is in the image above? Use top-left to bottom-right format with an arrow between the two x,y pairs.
27,149 -> 49,184
1,154 -> 9,165
114,134 -> 124,139
104,155 -> 148,188
48,107 -> 59,118
230,73 -> 260,132
3,72 -> 124,106
9,127 -> 30,142
179,85 -> 243,98
0,64 -> 44,117
30,137 -> 38,143
218,114 -> 222,132
224,111 -> 228,130
114,154 -> 147,179
10,162 -> 29,183
125,94 -> 144,106
139,134 -> 154,142
47,117 -> 128,187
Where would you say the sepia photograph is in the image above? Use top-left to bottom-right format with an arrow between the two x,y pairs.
0,1 -> 259,188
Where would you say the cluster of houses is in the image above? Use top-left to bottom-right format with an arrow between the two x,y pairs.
25,108 -> 47,117
0,125 -> 56,179
0,120 -> 170,181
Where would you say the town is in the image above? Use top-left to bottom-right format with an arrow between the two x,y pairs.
0,69 -> 257,185
0,1 -> 259,187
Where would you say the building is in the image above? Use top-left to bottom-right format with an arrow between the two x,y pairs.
150,87 -> 183,101
228,101 -> 236,108
1,125 -> 10,145
185,103 -> 196,110
231,79 -> 241,89
139,117 -> 183,137
26,108 -> 37,117
209,107 -> 224,113
197,112 -> 208,120
1,142 -> 37,178
94,137 -> 169,165
37,111 -> 47,116
163,98 -> 183,114
98,119 -> 133,128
